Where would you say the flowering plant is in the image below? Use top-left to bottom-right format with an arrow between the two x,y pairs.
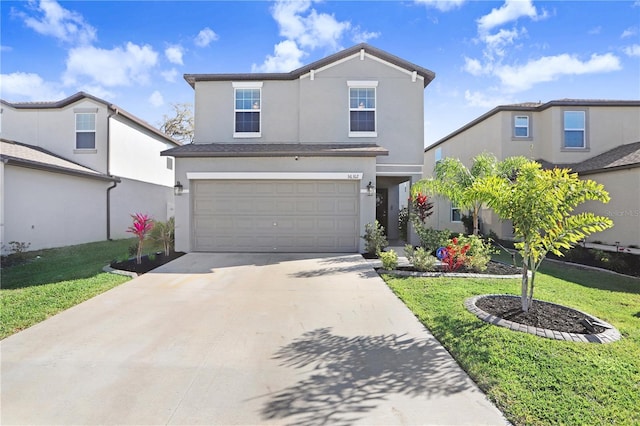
127,213 -> 154,264
442,237 -> 471,272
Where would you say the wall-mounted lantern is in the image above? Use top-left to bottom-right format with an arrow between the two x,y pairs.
366,181 -> 375,196
174,181 -> 184,196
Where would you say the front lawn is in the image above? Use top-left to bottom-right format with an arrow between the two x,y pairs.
0,239 -> 143,339
383,261 -> 640,425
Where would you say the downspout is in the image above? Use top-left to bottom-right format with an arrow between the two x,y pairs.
106,108 -> 118,240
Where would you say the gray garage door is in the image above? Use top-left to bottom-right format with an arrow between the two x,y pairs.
192,180 -> 360,252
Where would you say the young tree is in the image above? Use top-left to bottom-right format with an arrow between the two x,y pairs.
160,103 -> 194,144
472,159 -> 613,312
413,153 -> 501,235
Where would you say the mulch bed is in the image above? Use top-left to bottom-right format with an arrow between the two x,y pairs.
110,251 -> 185,274
475,295 -> 607,334
393,260 -> 522,275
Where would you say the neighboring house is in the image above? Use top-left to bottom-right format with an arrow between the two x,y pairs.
162,43 -> 435,253
0,92 -> 180,253
423,99 -> 640,247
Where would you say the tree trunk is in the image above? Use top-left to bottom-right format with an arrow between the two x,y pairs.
473,205 -> 480,236
521,260 -> 530,312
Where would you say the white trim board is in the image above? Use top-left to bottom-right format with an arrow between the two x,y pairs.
186,172 -> 364,181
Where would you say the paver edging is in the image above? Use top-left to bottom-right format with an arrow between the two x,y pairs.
379,269 -> 522,279
102,264 -> 138,278
465,294 -> 621,344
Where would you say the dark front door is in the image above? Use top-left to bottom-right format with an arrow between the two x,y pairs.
376,188 -> 388,232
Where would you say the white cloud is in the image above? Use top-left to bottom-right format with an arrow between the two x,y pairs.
414,0 -> 465,12
588,26 -> 602,35
18,0 -> 96,45
482,27 -> 522,57
165,45 -> 184,65
1,45 -> 12,52
252,40 -> 305,73
161,68 -> 179,83
64,42 -> 158,87
149,90 -> 164,107
463,57 -> 489,76
623,44 -> 640,57
352,26 -> 380,43
477,0 -> 545,34
0,72 -> 66,101
74,84 -> 114,100
194,27 -> 218,47
621,26 -> 637,38
464,89 -> 513,108
495,53 -> 622,92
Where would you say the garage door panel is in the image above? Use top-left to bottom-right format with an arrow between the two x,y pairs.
193,180 -> 359,252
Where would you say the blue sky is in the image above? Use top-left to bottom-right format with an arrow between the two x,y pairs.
1,0 -> 639,146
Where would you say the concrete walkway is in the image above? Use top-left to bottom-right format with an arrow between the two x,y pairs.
1,253 -> 508,425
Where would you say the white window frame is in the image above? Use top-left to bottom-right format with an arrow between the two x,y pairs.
562,109 -> 588,150
513,115 -> 530,138
75,112 -> 96,151
233,82 -> 262,138
451,204 -> 462,223
348,80 -> 378,138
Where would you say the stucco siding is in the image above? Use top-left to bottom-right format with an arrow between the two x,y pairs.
174,156 -> 377,253
1,100 -> 109,174
109,178 -> 175,240
109,116 -> 175,187
3,166 -> 108,252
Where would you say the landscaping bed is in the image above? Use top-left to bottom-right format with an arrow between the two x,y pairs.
110,251 -> 185,275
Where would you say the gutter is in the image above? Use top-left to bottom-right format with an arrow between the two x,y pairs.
106,109 -> 118,240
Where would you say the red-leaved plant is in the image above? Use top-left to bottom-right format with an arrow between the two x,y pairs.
410,192 -> 434,223
442,237 -> 471,272
127,213 -> 154,264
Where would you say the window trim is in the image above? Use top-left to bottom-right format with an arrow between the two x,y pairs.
512,113 -> 532,140
233,82 -> 262,138
451,204 -> 462,223
347,81 -> 378,138
74,111 -> 97,150
562,108 -> 589,151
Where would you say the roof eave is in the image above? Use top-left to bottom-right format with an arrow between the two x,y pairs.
1,155 -> 121,182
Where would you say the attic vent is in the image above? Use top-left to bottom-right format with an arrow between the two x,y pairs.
412,71 -> 417,82
360,49 -> 365,60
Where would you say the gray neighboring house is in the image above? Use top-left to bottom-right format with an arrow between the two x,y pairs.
423,99 -> 640,247
163,43 -> 435,253
0,92 -> 180,254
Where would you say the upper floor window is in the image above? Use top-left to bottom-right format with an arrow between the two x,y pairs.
75,113 -> 96,149
233,82 -> 262,137
348,81 -> 377,137
435,147 -> 442,163
563,110 -> 587,149
514,115 -> 530,138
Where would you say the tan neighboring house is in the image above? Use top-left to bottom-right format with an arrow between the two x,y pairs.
162,43 -> 435,253
423,99 -> 640,247
0,92 -> 180,254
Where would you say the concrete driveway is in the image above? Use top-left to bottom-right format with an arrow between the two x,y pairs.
1,253 -> 508,425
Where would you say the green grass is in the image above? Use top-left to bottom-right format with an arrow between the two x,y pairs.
0,239 -> 151,339
383,260 -> 640,425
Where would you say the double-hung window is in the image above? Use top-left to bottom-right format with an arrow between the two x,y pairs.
233,82 -> 262,137
514,115 -> 529,138
563,110 -> 587,149
451,204 -> 461,222
348,81 -> 377,137
75,113 -> 96,149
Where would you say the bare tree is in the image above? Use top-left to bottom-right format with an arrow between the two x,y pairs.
160,103 -> 194,144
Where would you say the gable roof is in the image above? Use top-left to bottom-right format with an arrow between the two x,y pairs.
184,43 -> 436,88
161,143 -> 389,158
1,92 -> 181,147
0,138 -> 119,182
539,141 -> 640,175
426,99 -> 640,151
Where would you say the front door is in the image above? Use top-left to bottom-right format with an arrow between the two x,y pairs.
376,188 -> 388,233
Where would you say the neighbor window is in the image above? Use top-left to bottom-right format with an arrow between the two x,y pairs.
233,82 -> 262,137
348,81 -> 377,137
435,147 -> 442,163
75,113 -> 96,149
166,157 -> 173,170
563,110 -> 586,148
451,204 -> 461,222
514,115 -> 530,138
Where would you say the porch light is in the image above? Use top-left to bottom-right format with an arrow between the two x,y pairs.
174,181 -> 184,196
366,181 -> 375,196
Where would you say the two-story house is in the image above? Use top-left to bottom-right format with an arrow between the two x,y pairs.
0,92 -> 180,253
162,43 -> 435,253
423,99 -> 640,247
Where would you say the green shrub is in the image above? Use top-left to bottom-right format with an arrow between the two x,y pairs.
453,234 -> 497,272
398,207 -> 409,241
362,220 -> 389,256
404,244 -> 437,272
150,217 -> 175,256
412,219 -> 450,254
378,249 -> 399,270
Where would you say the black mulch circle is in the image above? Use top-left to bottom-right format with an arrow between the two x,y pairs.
475,295 -> 607,334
